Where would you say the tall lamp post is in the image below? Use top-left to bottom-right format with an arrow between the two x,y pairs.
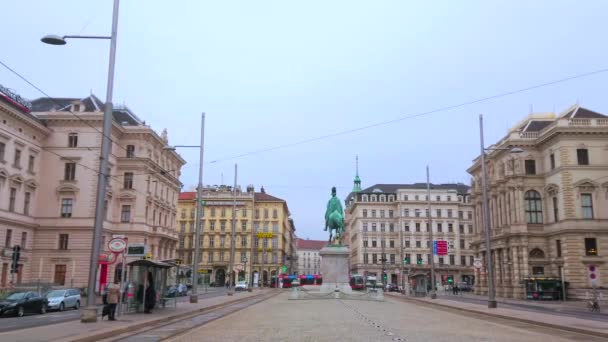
165,113 -> 206,303
479,114 -> 523,308
42,0 -> 120,323
426,166 -> 437,299
227,164 -> 238,296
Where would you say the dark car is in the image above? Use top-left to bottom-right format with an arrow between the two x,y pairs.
387,283 -> 399,292
0,291 -> 48,317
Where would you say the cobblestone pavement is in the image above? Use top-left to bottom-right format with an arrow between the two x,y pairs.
170,291 -> 601,342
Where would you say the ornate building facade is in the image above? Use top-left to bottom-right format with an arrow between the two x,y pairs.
177,186 -> 295,287
468,105 -> 608,299
0,87 -> 185,289
295,238 -> 326,275
345,178 -> 476,292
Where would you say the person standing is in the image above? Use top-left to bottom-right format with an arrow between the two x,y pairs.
107,280 -> 120,321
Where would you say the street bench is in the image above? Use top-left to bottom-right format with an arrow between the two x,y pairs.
160,296 -> 177,308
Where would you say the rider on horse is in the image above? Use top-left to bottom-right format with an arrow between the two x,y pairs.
324,187 -> 345,244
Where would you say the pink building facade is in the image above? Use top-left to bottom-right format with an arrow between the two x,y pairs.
0,87 -> 185,290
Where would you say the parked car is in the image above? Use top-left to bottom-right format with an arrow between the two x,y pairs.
0,291 -> 48,317
386,283 -> 399,292
46,289 -> 81,311
235,281 -> 248,291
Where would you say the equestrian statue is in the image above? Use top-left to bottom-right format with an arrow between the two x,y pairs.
324,187 -> 345,245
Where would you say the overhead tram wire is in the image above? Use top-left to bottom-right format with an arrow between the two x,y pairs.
207,67 -> 608,164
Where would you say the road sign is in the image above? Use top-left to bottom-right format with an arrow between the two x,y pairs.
108,238 -> 127,253
473,258 -> 483,269
434,240 -> 448,255
198,269 -> 209,274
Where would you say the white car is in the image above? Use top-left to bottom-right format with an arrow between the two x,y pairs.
46,289 -> 81,311
235,281 -> 248,291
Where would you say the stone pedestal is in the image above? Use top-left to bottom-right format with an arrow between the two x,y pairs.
319,245 -> 352,294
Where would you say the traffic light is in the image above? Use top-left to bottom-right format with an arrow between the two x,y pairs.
403,257 -> 410,265
382,272 -> 388,282
11,245 -> 21,273
417,257 -> 423,265
447,275 -> 453,284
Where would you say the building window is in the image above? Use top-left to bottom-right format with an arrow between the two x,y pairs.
362,209 -> 367,218
550,153 -> 555,170
273,223 -> 278,232
581,193 -> 594,219
221,222 -> 226,232
28,155 -> 35,173
264,209 -> 269,219
68,133 -> 78,148
242,221 -> 247,231
241,236 -> 247,247
0,142 -> 5,161
577,148 -> 589,165
20,232 -> 27,248
380,223 -> 385,232
438,257 -> 444,264
404,224 -> 409,232
390,254 -> 395,264
372,240 -> 377,248
459,224 -> 464,234
403,195 -> 408,201
380,210 -> 385,218
209,237 -> 215,248
468,225 -> 473,234
448,223 -> 453,233
436,195 -> 440,201
5,229 -> 12,247
58,234 -> 69,250
389,240 -> 395,248
405,240 -> 410,248
120,205 -> 131,223
371,210 -> 376,218
403,209 -> 409,217
13,149 -> 21,167
415,223 -> 420,232
389,223 -> 394,232
460,239 -> 465,249
371,223 -> 377,232
524,190 -> 543,224
242,208 -> 247,218
126,145 -> 135,158
449,255 -> 455,265
524,160 -> 536,175
372,254 -> 377,264
23,192 -> 31,216
415,209 -> 421,217
461,256 -> 466,265
9,187 -> 17,212
415,241 -> 421,248
436,209 -> 441,218
362,223 -> 368,232
532,266 -> 544,275
123,172 -> 134,189
221,207 -> 226,218
64,162 -> 76,181
381,240 -> 386,248
585,238 -> 598,256
363,240 -> 368,248
210,207 -> 216,217
556,240 -> 562,258
552,196 -> 559,222
389,210 -> 393,218
447,209 -> 453,218
61,198 -> 73,217
273,209 -> 278,219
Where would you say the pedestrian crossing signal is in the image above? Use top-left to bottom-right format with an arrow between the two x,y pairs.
403,257 -> 410,264
417,258 -> 423,265
448,276 -> 453,284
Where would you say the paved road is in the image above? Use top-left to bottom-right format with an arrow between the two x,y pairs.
0,287 -> 226,333
436,293 -> 608,322
170,291 -> 605,342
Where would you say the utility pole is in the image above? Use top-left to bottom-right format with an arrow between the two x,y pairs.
228,164 -> 238,295
190,113 -> 206,303
427,166 -> 437,299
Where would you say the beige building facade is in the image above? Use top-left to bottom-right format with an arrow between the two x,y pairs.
295,239 -> 326,275
177,186 -> 295,287
345,181 -> 476,292
468,105 -> 608,299
0,87 -> 185,290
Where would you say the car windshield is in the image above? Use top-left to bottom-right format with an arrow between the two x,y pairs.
47,290 -> 66,298
6,292 -> 26,300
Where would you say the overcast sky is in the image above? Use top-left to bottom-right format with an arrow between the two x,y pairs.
2,1 -> 607,240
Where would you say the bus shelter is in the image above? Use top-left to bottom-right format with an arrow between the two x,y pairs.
523,276 -> 567,300
126,260 -> 172,313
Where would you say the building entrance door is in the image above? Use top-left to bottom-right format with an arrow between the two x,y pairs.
54,264 -> 67,285
215,268 -> 226,287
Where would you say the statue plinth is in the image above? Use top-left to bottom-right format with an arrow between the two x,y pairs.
319,245 -> 352,294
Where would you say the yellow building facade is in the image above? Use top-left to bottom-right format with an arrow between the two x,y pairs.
177,185 -> 295,287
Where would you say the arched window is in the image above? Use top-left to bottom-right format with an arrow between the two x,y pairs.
529,248 -> 545,258
525,190 -> 543,224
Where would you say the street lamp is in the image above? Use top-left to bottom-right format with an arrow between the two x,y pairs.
479,114 -> 523,308
164,113 -> 206,304
41,0 -> 119,323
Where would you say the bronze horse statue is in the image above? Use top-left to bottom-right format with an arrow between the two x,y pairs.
324,187 -> 345,245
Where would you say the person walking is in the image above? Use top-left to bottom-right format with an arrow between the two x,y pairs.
107,280 -> 120,321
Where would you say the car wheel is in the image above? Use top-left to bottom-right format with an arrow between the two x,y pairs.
74,301 -> 80,310
17,306 -> 24,317
40,304 -> 47,315
59,302 -> 65,312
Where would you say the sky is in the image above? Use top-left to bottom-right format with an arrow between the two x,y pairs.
2,1 -> 607,240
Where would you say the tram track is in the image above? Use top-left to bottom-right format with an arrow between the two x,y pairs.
92,291 -> 277,342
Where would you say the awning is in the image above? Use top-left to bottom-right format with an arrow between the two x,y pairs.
128,260 -> 173,268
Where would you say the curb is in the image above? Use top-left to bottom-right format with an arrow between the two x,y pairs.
69,290 -> 272,342
390,294 -> 608,340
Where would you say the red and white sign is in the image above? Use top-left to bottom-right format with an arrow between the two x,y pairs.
98,252 -> 117,265
108,238 -> 127,253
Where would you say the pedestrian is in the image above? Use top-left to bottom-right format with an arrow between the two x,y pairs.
144,272 -> 156,314
452,285 -> 456,295
454,285 -> 460,295
106,280 -> 120,321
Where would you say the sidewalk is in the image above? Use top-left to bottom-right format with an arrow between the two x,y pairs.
0,288 -> 272,342
386,292 -> 608,339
